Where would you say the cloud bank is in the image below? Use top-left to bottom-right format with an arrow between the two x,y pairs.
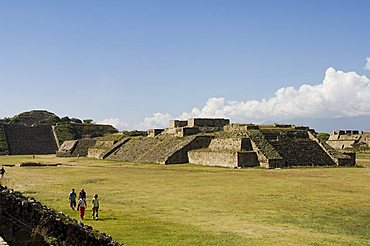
366,57 -> 370,71
136,67 -> 370,130
98,118 -> 128,130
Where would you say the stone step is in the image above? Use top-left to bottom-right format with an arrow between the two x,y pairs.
0,237 -> 9,246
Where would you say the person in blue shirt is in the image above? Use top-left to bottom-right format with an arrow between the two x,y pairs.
69,188 -> 77,210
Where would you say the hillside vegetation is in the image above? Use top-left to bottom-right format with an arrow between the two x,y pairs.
54,123 -> 118,145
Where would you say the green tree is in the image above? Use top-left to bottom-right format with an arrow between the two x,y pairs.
317,132 -> 330,142
83,119 -> 93,124
71,118 -> 82,124
60,116 -> 71,123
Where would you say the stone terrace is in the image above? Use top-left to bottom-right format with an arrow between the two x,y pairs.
3,125 -> 58,155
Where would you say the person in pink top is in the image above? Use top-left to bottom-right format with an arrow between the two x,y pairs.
77,197 -> 86,220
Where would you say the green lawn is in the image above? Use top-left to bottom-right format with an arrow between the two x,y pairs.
1,155 -> 370,245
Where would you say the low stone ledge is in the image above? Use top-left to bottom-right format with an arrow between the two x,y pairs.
17,162 -> 61,167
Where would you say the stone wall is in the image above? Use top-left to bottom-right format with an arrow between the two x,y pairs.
71,139 -> 97,157
3,125 -> 58,155
175,127 -> 200,137
327,129 -> 370,149
237,152 -> 260,167
187,137 -> 259,168
326,140 -> 355,149
188,150 -> 239,168
87,148 -> 106,159
56,140 -> 78,157
0,125 -> 9,155
57,139 -> 97,157
223,124 -> 260,131
188,150 -> 259,168
165,136 -> 212,164
187,118 -> 230,128
208,138 -> 252,151
168,120 -> 187,128
147,129 -> 164,137
0,185 -> 120,246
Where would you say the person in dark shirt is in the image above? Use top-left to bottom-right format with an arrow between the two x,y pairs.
69,188 -> 77,210
0,167 -> 5,179
79,188 -> 86,200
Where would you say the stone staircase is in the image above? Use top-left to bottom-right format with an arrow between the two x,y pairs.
3,125 -> 58,155
106,135 -> 212,164
245,130 -> 285,168
259,130 -> 336,167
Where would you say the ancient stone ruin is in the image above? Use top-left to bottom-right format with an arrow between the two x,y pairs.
0,184 -> 120,246
86,118 -> 355,168
327,130 -> 370,149
56,139 -> 97,157
0,110 -> 117,156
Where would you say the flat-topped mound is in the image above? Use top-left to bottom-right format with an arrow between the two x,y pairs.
100,120 -> 355,168
106,135 -> 211,164
11,110 -> 59,126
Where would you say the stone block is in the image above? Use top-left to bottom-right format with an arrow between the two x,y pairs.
168,120 -> 188,128
175,127 -> 199,137
147,129 -> 164,137
188,150 -> 259,168
187,118 -> 230,128
208,138 -> 252,151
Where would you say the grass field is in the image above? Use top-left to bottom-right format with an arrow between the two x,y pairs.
1,155 -> 370,245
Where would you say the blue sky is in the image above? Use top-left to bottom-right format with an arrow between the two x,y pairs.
1,1 -> 370,131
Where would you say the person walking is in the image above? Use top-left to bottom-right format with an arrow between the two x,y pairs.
79,188 -> 86,200
77,197 -> 87,220
92,194 -> 99,220
0,167 -> 5,179
69,188 -> 77,210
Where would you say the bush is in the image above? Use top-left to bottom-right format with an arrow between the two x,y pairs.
317,132 -> 330,142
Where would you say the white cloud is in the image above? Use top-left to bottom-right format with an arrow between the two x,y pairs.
134,112 -> 172,130
365,57 -> 370,71
98,118 -> 128,130
135,67 -> 370,129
